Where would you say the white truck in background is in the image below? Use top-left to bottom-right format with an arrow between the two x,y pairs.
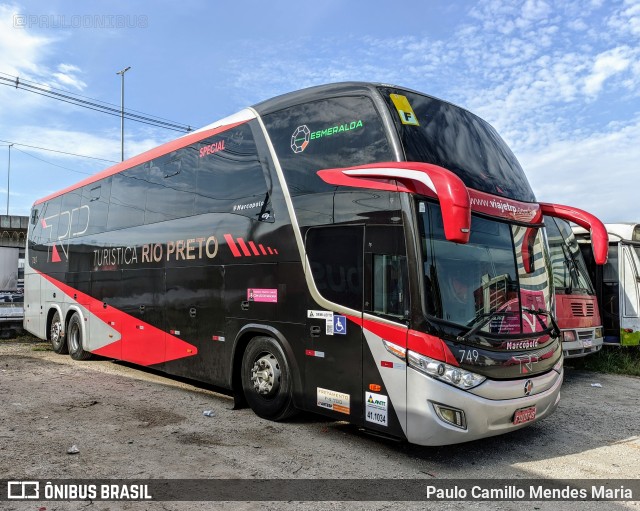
0,246 -> 24,337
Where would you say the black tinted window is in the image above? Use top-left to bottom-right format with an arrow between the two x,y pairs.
195,122 -> 269,218
108,169 -> 146,230
145,153 -> 196,223
262,96 -> 393,196
306,226 -> 363,310
81,179 -> 111,235
41,197 -> 61,244
379,87 -> 535,202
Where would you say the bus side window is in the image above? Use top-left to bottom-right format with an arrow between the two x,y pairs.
145,152 -> 196,224
81,179 -> 111,236
372,254 -> 409,318
42,197 -> 61,244
261,95 -> 394,197
195,123 -> 269,219
108,168 -> 146,230
305,226 -> 364,311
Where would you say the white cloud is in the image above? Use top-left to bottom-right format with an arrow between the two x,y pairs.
0,3 -> 54,76
607,0 -> 640,37
583,46 -> 633,96
519,116 -> 640,221
12,125 -> 168,163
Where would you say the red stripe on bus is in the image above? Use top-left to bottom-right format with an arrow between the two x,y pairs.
248,241 -> 260,256
408,330 -> 459,366
349,314 -> 459,366
267,247 -> 273,255
236,238 -> 251,257
36,271 -> 198,366
224,234 -> 242,257
258,244 -> 268,255
34,120 -> 248,206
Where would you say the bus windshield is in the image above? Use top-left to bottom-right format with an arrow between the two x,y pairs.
379,87 -> 536,202
418,201 -> 553,336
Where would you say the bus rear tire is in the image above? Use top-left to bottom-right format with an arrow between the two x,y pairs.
50,310 -> 68,354
241,336 -> 296,421
67,313 -> 91,361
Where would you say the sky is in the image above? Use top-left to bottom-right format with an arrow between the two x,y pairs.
0,0 -> 638,222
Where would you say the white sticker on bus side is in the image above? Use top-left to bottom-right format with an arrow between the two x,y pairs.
365,391 -> 388,426
307,310 -> 334,319
317,387 -> 350,415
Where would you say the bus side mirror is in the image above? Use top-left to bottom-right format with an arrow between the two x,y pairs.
540,203 -> 608,265
317,162 -> 471,244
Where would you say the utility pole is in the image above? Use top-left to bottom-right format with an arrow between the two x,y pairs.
6,143 -> 12,215
116,66 -> 131,162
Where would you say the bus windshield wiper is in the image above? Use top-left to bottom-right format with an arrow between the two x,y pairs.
457,310 -> 516,342
522,307 -> 561,338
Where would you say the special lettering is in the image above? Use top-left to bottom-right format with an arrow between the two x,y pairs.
199,139 -> 225,158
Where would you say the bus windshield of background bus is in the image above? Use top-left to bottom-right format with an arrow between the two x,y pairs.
546,217 -> 595,295
418,201 -> 553,336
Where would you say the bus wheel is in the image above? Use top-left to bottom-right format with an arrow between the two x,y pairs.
67,313 -> 91,361
50,310 -> 68,354
241,336 -> 296,421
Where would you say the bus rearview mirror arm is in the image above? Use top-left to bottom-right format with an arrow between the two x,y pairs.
317,162 -> 471,244
540,203 -> 609,265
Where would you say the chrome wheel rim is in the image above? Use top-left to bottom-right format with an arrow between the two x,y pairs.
250,353 -> 280,396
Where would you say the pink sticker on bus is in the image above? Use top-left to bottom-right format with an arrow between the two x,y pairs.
247,288 -> 278,303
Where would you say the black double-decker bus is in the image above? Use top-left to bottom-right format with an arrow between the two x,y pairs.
24,83 -> 607,445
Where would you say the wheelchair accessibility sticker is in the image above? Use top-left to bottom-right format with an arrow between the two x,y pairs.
333,315 -> 347,335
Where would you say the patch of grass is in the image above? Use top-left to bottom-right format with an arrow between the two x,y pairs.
31,342 -> 52,352
569,346 -> 640,376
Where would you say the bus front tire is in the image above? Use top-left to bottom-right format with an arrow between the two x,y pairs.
241,336 -> 296,421
50,310 -> 68,354
67,313 -> 91,361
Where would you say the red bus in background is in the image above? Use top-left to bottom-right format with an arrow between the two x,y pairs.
545,216 -> 603,358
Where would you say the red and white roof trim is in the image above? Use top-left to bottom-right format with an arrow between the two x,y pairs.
34,109 -> 256,206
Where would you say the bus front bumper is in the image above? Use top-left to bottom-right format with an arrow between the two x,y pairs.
562,331 -> 604,359
405,364 -> 563,446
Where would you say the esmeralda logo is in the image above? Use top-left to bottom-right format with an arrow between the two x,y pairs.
290,119 -> 364,153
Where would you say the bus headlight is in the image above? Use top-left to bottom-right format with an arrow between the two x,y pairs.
562,330 -> 577,343
594,327 -> 603,339
407,351 -> 486,390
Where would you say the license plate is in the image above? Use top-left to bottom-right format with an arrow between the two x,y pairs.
582,339 -> 593,348
513,406 -> 537,425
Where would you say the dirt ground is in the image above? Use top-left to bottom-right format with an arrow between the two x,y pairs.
0,338 -> 639,511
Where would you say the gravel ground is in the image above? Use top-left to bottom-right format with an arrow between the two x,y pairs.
0,339 -> 639,511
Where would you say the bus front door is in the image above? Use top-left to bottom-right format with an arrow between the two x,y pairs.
620,243 -> 640,345
304,225 -> 364,423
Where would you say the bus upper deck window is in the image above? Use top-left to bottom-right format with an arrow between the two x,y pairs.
30,209 -> 38,225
